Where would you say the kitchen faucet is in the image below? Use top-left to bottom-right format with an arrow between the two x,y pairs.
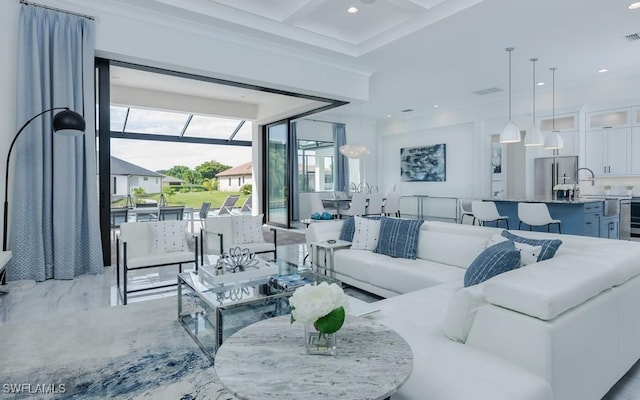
576,167 -> 595,186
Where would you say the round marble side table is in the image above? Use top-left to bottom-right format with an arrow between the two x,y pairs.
214,315 -> 413,400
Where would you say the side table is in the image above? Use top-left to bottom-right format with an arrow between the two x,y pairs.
215,315 -> 413,400
311,239 -> 351,278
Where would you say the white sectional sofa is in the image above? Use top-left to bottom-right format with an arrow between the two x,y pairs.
306,219 -> 640,400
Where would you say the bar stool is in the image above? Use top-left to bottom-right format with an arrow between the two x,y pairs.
471,201 -> 509,228
518,203 -> 562,233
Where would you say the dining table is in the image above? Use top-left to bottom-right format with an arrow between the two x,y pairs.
321,198 -> 353,218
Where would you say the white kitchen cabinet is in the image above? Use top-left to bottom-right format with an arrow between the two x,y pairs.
588,109 -> 630,130
631,127 -> 640,174
586,127 -> 631,176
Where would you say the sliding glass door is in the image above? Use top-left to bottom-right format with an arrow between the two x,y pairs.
265,121 -> 289,227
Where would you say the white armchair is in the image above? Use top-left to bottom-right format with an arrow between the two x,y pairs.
117,221 -> 198,305
200,214 -> 277,264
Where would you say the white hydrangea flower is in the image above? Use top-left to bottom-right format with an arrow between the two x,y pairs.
290,282 -> 349,324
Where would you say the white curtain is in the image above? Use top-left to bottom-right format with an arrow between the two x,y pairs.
9,4 -> 103,281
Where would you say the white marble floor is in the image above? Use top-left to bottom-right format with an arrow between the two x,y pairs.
1,242 -> 639,399
0,243 -> 307,326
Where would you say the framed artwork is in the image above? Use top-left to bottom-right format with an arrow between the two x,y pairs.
400,144 -> 446,182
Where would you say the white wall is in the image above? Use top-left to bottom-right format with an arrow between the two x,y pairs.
376,74 -> 640,216
111,175 -> 129,197
129,176 -> 162,195
219,174 -> 252,192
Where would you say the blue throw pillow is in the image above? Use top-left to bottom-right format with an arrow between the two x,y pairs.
339,216 -> 381,242
464,240 -> 521,287
501,231 -> 562,261
374,217 -> 424,259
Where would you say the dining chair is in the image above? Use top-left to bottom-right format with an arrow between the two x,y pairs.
341,192 -> 368,217
217,194 -> 240,215
366,193 -> 384,215
518,203 -> 562,233
159,206 -> 185,221
383,191 -> 401,218
471,201 -> 509,228
458,199 -> 475,225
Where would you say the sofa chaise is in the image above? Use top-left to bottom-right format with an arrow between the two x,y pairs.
307,219 -> 640,400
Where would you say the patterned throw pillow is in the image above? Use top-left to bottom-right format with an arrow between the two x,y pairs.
351,216 -> 381,251
501,231 -> 562,261
374,217 -> 424,259
488,234 -> 542,267
339,216 -> 382,242
234,214 -> 265,245
151,221 -> 188,253
464,240 -> 521,287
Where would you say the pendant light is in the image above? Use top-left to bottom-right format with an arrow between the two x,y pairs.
524,58 -> 544,146
544,67 -> 564,150
339,103 -> 369,159
500,47 -> 521,143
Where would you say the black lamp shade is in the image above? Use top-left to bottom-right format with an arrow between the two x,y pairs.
52,110 -> 86,136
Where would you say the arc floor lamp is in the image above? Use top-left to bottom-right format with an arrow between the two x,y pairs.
3,107 -> 86,256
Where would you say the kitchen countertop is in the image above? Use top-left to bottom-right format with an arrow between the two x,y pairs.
489,197 -> 604,204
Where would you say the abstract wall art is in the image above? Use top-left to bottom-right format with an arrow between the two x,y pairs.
400,144 -> 446,182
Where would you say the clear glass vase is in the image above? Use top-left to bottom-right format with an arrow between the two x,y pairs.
305,324 -> 337,356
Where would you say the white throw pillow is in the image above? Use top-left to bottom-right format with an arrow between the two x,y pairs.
488,234 -> 541,267
151,221 -> 188,253
351,216 -> 381,251
234,214 -> 265,245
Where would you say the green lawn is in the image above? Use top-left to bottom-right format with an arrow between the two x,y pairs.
113,191 -> 248,209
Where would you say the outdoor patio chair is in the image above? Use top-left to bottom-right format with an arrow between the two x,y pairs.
110,208 -> 129,240
159,206 -> 185,221
238,195 -> 252,213
198,202 -> 211,227
217,194 -> 240,216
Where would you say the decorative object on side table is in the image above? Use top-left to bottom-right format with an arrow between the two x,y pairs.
216,247 -> 259,274
290,282 -> 349,356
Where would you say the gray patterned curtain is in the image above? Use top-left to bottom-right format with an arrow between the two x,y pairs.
9,5 -> 103,281
333,123 -> 349,193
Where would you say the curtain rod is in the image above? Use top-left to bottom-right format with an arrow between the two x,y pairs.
19,0 -> 95,20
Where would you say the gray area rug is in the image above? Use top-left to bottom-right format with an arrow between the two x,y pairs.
0,298 -> 234,400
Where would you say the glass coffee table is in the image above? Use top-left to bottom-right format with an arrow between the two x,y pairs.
177,258 -> 340,363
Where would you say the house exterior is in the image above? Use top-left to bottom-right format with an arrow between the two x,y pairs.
217,162 -> 253,192
111,156 -> 164,199
162,175 -> 184,187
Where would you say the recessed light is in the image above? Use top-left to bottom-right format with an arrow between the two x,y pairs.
386,114 -> 391,118
598,68 -> 609,73
536,82 -> 545,86
347,6 -> 358,13
434,105 -> 439,108
628,2 -> 640,10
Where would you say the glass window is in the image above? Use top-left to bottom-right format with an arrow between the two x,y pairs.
297,140 -> 334,192
184,115 -> 252,140
110,106 -> 128,133
125,108 -> 190,135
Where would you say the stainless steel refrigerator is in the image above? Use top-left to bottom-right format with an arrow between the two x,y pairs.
534,156 -> 578,198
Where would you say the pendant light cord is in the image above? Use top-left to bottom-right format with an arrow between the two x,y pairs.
507,48 -> 513,119
551,67 -> 557,131
531,58 -> 537,122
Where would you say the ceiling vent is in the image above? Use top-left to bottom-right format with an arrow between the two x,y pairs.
625,32 -> 640,41
473,87 -> 503,96
401,108 -> 413,113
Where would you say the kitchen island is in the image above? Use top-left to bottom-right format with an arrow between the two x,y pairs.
490,198 -> 619,239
